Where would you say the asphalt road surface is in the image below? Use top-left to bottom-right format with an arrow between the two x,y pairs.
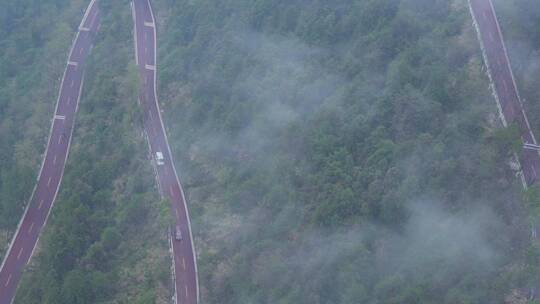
469,0 -> 540,299
0,1 -> 100,303
469,0 -> 540,186
132,0 -> 199,303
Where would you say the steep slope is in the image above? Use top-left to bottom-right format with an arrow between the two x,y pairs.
152,0 -> 535,303
6,1 -> 173,303
2,0 -> 539,303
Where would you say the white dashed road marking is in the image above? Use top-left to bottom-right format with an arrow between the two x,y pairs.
5,274 -> 11,287
17,248 -> 23,260
47,177 -> 52,187
55,115 -> 66,120
38,199 -> 44,210
28,222 -> 34,234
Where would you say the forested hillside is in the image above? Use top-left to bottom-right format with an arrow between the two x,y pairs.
153,0 -> 538,302
0,0 -> 539,303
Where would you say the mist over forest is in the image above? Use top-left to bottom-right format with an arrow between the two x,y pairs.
1,0 -> 540,303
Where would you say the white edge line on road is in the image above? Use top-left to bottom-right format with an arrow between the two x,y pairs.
0,1 -> 98,302
131,2 -> 139,66
133,1 -> 199,302
169,230 -> 178,304
0,0 -> 94,276
146,0 -> 200,301
80,0 -> 96,30
30,5 -> 95,278
147,132 -> 163,195
134,2 -> 177,302
487,0 -> 538,147
28,72 -> 87,282
467,0 -> 528,190
38,70 -> 86,256
0,201 -> 31,273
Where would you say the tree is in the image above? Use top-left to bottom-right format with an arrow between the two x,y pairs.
158,198 -> 174,229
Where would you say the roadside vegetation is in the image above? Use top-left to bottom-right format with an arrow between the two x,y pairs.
0,0 -> 171,303
154,0 -> 537,303
0,0 -> 539,303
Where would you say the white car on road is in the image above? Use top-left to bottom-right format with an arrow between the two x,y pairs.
175,225 -> 183,241
155,151 -> 165,165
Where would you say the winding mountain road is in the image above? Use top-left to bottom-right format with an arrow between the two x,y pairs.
0,1 -> 100,303
131,0 -> 199,303
0,0 -> 198,303
469,0 -> 540,299
469,0 -> 540,187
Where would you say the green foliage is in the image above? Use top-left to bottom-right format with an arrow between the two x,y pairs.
489,123 -> 522,156
1,0 -> 537,303
135,290 -> 156,304
525,186 -> 540,223
158,198 -> 174,229
0,0 -> 77,236
154,0 -> 532,302
0,0 -> 169,303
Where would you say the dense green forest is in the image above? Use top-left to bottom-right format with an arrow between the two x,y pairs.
153,0 -> 539,302
1,0 -> 540,303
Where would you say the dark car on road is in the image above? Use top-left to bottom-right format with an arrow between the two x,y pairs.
175,225 -> 182,241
